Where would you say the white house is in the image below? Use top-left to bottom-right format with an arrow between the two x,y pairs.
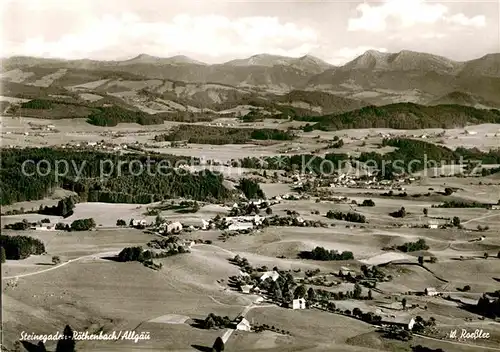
166,221 -> 183,234
428,221 -> 438,229
292,298 -> 306,310
31,225 -> 54,231
381,316 -> 415,330
239,270 -> 250,277
240,285 -> 253,294
236,318 -> 251,331
132,219 -> 147,227
254,296 -> 264,304
228,222 -> 254,231
339,266 -> 356,277
181,218 -> 209,230
183,240 -> 195,249
425,287 -> 439,296
260,271 -> 280,282
249,199 -> 263,206
253,215 -> 263,225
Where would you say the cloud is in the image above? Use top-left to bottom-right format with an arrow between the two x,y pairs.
348,0 -> 486,32
4,13 -> 319,60
445,13 -> 486,27
328,46 -> 387,65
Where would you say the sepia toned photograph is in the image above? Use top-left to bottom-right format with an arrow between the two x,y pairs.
1,0 -> 500,351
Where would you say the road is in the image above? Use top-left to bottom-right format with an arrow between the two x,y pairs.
416,333 -> 500,351
221,299 -> 274,344
2,251 -> 119,280
463,211 -> 499,225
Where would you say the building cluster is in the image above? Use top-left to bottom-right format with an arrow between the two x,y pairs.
328,173 -> 415,191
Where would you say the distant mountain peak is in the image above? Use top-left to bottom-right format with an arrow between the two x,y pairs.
121,53 -> 206,66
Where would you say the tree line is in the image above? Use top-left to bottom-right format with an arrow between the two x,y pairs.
154,125 -> 295,145
305,103 -> 500,131
0,148 -> 234,205
326,210 -> 366,223
298,246 -> 354,261
0,234 -> 46,260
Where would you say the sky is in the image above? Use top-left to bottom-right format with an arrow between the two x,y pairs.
1,0 -> 499,65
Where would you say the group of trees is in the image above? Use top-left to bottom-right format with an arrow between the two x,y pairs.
436,200 -> 489,208
87,106 -> 166,126
326,210 -> 366,223
397,239 -> 430,253
360,199 -> 375,207
70,218 -> 96,231
0,234 -> 45,260
238,153 -> 349,174
201,313 -> 233,330
39,196 -> 76,218
238,178 -> 265,199
20,99 -> 54,109
4,220 -> 31,230
117,238 -> 188,264
155,125 -> 295,145
305,103 -> 500,131
298,246 -> 354,261
477,295 -> 500,318
389,207 -> 407,218
1,148 -> 234,206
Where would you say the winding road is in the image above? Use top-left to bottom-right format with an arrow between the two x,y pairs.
2,251 -> 119,280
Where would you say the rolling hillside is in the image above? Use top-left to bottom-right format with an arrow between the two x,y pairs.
307,103 -> 500,131
1,50 -> 500,122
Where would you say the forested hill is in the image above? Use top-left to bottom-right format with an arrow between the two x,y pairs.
305,103 -> 500,131
0,148 -> 235,205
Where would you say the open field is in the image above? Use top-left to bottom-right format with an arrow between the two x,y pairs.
2,99 -> 500,352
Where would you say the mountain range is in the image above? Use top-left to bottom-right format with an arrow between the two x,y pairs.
1,50 -> 499,119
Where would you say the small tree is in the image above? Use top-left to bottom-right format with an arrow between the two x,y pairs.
429,256 -> 437,263
0,247 -> 5,263
402,298 -> 407,310
452,216 -> 461,227
294,285 -> 307,299
55,325 -> 75,352
307,287 -> 317,302
368,289 -> 373,300
266,207 -> 273,215
497,251 -> 500,259
418,256 -> 424,265
213,336 -> 225,352
52,256 -> 61,265
155,215 -> 164,226
423,208 -> 428,217
484,252 -> 489,259
353,283 -> 362,299
116,219 -> 126,226
204,316 -> 216,330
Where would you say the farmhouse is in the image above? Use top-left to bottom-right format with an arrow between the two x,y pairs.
236,318 -> 251,331
291,298 -> 306,310
428,220 -> 439,229
31,224 -> 55,231
166,221 -> 183,234
132,219 -> 147,228
339,266 -> 357,277
260,271 -> 280,282
381,316 -> 415,330
181,218 -> 210,230
425,287 -> 439,296
240,285 -> 253,294
490,205 -> 500,210
228,222 -> 254,231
